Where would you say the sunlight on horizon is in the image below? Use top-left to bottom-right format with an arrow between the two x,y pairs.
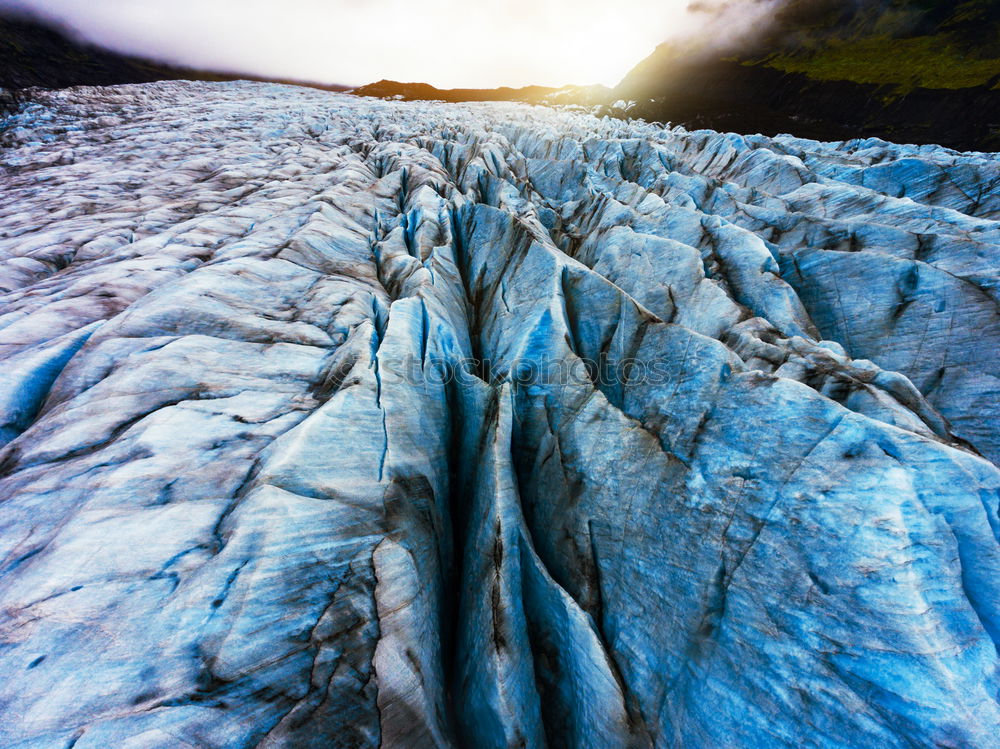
2,0 -> 701,88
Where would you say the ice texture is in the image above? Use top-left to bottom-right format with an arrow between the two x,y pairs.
0,81 -> 999,748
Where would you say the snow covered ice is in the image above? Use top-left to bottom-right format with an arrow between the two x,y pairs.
0,80 -> 999,747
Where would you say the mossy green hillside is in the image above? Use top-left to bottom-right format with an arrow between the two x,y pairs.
759,35 -> 1000,91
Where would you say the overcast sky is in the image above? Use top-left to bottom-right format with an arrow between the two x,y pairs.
0,0 -> 715,88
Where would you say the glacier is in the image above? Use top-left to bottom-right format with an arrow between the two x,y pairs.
0,80 -> 999,748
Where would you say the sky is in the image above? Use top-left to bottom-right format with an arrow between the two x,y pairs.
1,0 -> 712,88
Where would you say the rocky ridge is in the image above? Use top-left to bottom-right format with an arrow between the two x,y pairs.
616,0 -> 1000,151
0,12 -> 350,96
0,81 -> 998,747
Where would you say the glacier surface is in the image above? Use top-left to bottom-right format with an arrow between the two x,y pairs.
0,81 -> 999,748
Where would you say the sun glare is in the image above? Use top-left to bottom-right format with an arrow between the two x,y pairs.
8,0 -> 697,88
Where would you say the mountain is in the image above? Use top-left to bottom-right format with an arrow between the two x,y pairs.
617,0 -> 1000,150
4,3 -> 997,150
1,79 -> 998,746
0,12 -> 348,95
350,79 -> 612,107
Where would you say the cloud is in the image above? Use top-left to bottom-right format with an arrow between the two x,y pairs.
673,0 -> 789,53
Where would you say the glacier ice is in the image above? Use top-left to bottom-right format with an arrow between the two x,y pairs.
0,81 -> 999,748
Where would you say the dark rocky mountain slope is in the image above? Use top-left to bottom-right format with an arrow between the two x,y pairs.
0,12 -> 348,94
617,0 -> 1000,150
